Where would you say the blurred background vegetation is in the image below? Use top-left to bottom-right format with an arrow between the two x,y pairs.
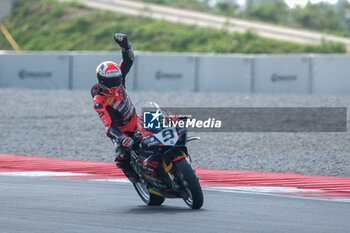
136,0 -> 350,37
0,0 -> 347,53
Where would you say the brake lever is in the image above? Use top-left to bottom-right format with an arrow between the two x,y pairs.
186,136 -> 200,142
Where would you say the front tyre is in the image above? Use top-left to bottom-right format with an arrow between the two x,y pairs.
133,182 -> 165,206
174,159 -> 204,209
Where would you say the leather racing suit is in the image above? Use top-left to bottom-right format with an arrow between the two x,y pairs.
91,36 -> 139,182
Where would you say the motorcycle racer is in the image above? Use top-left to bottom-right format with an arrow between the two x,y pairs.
91,33 -> 139,183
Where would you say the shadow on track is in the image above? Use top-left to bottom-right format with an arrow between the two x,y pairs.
124,205 -> 207,215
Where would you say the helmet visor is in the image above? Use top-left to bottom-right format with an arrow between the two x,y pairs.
98,75 -> 122,88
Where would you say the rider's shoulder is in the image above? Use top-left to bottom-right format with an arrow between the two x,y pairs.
92,94 -> 105,109
91,83 -> 101,98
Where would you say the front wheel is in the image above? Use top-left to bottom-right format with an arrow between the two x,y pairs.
133,181 -> 165,206
174,159 -> 203,209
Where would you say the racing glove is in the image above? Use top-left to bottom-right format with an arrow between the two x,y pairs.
113,33 -> 131,50
120,136 -> 134,150
107,127 -> 123,140
107,127 -> 134,150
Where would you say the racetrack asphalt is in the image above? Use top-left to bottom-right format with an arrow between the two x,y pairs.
1,175 -> 349,233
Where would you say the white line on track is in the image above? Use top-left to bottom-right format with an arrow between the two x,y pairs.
0,171 -> 89,177
1,171 -> 349,203
204,187 -> 350,204
91,178 -> 130,183
206,186 -> 325,193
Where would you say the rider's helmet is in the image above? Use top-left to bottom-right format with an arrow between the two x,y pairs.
96,61 -> 122,89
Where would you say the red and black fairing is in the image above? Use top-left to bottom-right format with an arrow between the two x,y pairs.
136,112 -> 187,147
132,112 -> 189,196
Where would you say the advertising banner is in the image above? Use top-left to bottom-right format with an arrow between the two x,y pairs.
136,53 -> 196,91
0,53 -> 70,89
253,55 -> 310,94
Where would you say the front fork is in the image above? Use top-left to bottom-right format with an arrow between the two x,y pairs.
161,148 -> 191,193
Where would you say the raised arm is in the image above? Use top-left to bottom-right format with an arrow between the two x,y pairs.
113,33 -> 135,87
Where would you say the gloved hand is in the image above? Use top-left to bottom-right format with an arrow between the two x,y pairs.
120,136 -> 134,150
107,127 -> 122,140
113,33 -> 131,50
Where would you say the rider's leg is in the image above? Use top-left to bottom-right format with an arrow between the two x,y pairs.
115,146 -> 139,183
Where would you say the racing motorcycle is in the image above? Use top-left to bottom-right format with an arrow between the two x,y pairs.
128,103 -> 203,209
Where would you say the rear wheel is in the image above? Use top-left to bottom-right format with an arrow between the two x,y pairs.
174,159 -> 203,209
133,181 -> 165,206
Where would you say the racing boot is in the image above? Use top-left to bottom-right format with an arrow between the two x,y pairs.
115,147 -> 139,183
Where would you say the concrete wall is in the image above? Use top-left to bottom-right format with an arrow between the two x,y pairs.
0,51 -> 349,95
312,55 -> 350,95
0,53 -> 70,89
198,55 -> 252,93
135,53 -> 196,91
253,55 -> 311,94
